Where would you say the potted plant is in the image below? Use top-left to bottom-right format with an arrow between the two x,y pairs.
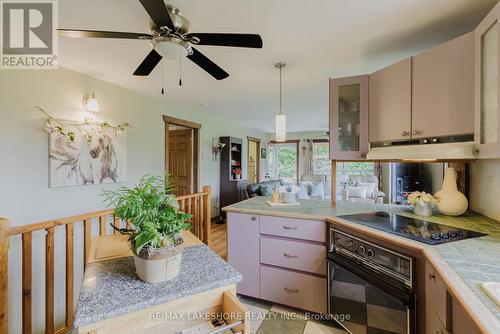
102,175 -> 192,283
406,191 -> 437,217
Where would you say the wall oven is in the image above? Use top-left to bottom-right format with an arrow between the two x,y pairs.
327,227 -> 416,334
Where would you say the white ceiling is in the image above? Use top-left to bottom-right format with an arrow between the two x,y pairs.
59,0 -> 498,133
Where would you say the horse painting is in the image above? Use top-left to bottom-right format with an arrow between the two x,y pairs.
49,125 -> 126,187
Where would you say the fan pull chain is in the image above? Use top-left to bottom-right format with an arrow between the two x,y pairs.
179,48 -> 183,86
161,60 -> 165,95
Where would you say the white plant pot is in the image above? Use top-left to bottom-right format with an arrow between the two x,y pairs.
413,203 -> 433,217
435,167 -> 468,216
134,247 -> 182,283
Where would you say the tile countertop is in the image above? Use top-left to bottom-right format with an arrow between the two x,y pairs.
73,244 -> 242,328
223,197 -> 500,333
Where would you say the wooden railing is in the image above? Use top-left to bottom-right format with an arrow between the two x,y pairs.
0,186 -> 212,334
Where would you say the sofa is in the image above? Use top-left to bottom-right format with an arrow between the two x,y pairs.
245,179 -> 283,198
298,174 -> 331,200
337,174 -> 385,204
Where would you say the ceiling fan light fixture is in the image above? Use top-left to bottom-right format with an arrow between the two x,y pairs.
153,36 -> 191,60
275,62 -> 287,142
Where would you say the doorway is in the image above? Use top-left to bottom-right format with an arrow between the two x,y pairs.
163,115 -> 201,196
247,136 -> 261,184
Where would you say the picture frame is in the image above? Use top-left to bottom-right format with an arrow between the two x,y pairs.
260,148 -> 267,159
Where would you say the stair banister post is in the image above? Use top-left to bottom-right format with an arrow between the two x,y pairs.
0,218 -> 9,333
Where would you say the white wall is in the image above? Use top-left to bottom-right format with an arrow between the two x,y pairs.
470,159 -> 500,220
0,67 -> 268,333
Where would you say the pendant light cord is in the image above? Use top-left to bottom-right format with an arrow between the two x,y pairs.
161,60 -> 165,95
179,48 -> 183,86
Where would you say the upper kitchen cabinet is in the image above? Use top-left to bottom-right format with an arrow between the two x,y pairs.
475,1 -> 500,158
329,75 -> 369,160
369,58 -> 412,143
412,32 -> 475,139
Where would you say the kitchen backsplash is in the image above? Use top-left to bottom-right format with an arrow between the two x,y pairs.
470,159 -> 500,221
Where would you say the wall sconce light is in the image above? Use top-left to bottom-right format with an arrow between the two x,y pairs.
83,92 -> 100,112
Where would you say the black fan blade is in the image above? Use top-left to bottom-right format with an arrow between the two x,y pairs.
187,33 -> 263,48
58,29 -> 152,40
133,49 -> 162,76
187,48 -> 229,80
139,0 -> 175,30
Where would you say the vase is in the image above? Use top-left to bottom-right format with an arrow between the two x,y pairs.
435,167 -> 468,216
413,202 -> 433,217
133,245 -> 183,283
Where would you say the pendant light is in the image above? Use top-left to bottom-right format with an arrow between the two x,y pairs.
275,62 -> 286,142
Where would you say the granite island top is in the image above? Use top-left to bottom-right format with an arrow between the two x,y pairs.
224,197 -> 500,332
73,243 -> 242,328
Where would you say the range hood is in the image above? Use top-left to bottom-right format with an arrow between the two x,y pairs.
366,141 -> 476,160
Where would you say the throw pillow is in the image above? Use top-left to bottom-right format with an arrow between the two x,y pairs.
357,182 -> 376,196
296,183 -> 310,199
310,182 -> 325,198
348,186 -> 368,199
322,181 -> 332,196
259,185 -> 273,196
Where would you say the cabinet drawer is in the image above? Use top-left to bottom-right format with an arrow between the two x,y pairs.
425,262 -> 452,330
260,266 -> 327,314
260,216 -> 326,242
260,237 -> 326,275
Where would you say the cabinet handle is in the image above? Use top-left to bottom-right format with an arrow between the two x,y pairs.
401,131 -> 410,137
284,287 -> 300,293
283,253 -> 299,258
412,129 -> 422,136
428,272 -> 436,280
250,216 -> 257,221
282,225 -> 298,230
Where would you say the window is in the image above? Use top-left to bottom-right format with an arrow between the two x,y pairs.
336,161 -> 375,185
268,141 -> 299,184
311,140 -> 331,176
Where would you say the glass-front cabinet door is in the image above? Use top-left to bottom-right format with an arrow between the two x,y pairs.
329,75 -> 369,160
475,1 -> 500,158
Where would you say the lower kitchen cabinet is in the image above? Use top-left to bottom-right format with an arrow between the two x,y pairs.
451,298 -> 483,334
425,261 -> 483,334
427,307 -> 450,334
425,262 -> 452,330
260,265 -> 327,314
227,212 -> 260,298
227,213 -> 327,313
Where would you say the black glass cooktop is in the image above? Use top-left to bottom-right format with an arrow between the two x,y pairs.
337,212 -> 487,245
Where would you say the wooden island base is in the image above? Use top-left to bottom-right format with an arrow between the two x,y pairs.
79,285 -> 248,334
76,231 -> 249,334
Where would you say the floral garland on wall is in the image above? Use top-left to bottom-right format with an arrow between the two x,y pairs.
35,105 -> 131,143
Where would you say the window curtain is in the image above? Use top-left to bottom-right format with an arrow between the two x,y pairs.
307,139 -> 313,175
373,162 -> 382,190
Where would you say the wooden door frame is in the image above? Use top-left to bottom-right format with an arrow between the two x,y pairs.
163,115 -> 201,193
247,136 -> 261,183
269,140 -> 300,184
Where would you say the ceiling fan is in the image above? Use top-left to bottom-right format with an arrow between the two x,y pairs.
58,0 -> 263,80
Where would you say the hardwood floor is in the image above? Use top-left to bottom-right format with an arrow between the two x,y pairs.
211,222 -> 227,260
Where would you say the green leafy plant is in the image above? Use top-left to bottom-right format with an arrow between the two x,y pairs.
101,175 -> 191,255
